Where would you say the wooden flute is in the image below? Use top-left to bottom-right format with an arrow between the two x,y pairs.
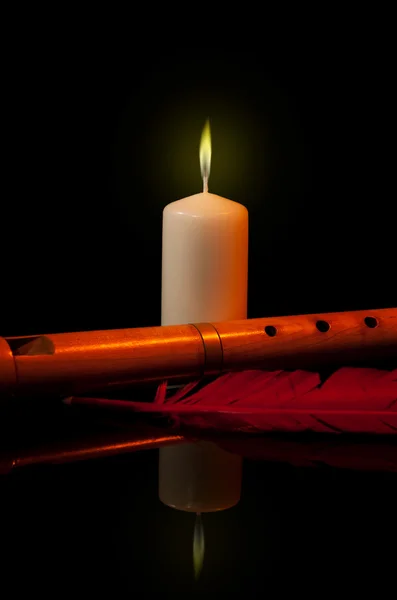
0,307 -> 396,397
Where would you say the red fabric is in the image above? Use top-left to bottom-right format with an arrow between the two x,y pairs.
127,367 -> 397,435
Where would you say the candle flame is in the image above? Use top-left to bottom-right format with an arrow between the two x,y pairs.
199,119 -> 211,193
193,512 -> 205,581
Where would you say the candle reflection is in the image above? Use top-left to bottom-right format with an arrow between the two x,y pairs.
200,118 -> 211,193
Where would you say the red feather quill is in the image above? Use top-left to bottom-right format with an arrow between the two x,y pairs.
69,367 -> 397,435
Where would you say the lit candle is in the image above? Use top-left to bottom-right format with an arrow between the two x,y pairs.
161,119 -> 249,325
159,119 -> 247,515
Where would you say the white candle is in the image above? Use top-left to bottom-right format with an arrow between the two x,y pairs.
161,120 -> 248,325
159,120 -> 248,513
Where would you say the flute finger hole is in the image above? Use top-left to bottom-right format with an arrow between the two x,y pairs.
364,316 -> 378,328
264,325 -> 277,337
316,320 -> 330,333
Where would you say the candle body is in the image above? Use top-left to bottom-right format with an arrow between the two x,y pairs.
159,191 -> 248,512
161,192 -> 248,325
159,441 -> 243,513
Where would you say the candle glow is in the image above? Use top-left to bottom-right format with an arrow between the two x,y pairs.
160,120 -> 246,519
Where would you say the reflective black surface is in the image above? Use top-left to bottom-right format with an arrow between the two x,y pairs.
1,395 -> 396,598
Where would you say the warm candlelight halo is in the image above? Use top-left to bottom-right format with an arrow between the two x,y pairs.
199,119 -> 211,192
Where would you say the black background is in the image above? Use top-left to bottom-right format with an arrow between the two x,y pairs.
1,31 -> 396,599
2,42 -> 395,336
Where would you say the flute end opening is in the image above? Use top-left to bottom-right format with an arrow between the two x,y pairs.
6,336 -> 55,356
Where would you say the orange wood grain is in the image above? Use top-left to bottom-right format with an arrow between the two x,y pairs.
1,307 -> 396,396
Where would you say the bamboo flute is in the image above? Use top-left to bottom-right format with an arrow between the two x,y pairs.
0,307 -> 396,398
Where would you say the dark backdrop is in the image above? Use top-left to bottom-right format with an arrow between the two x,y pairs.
2,44 -> 395,336
1,39 -> 396,599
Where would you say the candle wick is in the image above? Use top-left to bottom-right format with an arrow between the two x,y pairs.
203,175 -> 208,193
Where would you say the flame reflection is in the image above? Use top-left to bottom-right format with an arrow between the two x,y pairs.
199,119 -> 211,192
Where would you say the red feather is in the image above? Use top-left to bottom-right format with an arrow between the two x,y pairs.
129,367 -> 397,434
216,436 -> 397,472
